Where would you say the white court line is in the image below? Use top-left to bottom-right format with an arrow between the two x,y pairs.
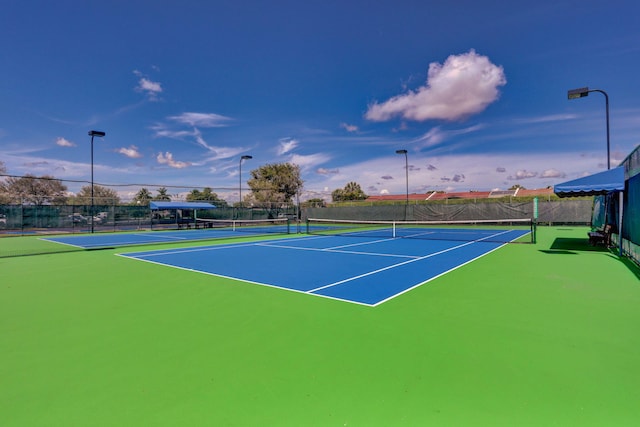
118,250 -> 376,307
372,241 -> 510,307
256,242 -> 419,259
118,240 -> 264,257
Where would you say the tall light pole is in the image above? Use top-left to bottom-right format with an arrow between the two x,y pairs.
239,155 -> 252,212
568,87 -> 611,170
396,149 -> 408,220
88,130 -> 106,233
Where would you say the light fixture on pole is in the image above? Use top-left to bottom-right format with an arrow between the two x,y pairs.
396,149 -> 408,220
88,130 -> 106,233
239,155 -> 252,209
567,86 -> 611,170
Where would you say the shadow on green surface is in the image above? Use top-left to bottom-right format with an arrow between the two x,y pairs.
547,237 -> 608,252
543,237 -> 640,280
618,256 -> 640,280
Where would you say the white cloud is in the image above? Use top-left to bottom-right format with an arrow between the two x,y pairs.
56,137 -> 75,147
117,145 -> 142,159
139,78 -> 161,93
365,49 -> 506,122
508,170 -> 538,180
135,73 -> 163,101
157,152 -> 191,169
169,112 -> 233,128
540,168 -> 566,178
317,167 -> 339,175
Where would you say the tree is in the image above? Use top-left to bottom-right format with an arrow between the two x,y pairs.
509,184 -> 525,190
3,174 -> 68,205
132,188 -> 152,206
332,182 -> 368,202
186,187 -> 228,206
0,161 -> 8,204
154,187 -> 171,201
246,163 -> 303,208
303,198 -> 326,208
71,185 -> 121,205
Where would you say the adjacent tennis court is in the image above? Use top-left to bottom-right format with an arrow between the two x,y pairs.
119,228 -> 529,305
40,218 -> 292,249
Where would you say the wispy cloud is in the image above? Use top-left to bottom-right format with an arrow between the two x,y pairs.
340,123 -> 359,133
151,117 -> 247,162
169,112 -> 233,128
365,50 -> 506,122
289,153 -> 330,170
277,138 -> 298,155
514,114 -> 578,124
412,124 -> 485,150
56,137 -> 75,147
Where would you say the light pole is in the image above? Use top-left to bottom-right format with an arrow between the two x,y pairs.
239,155 -> 252,214
396,149 -> 408,220
568,87 -> 611,170
88,130 -> 106,233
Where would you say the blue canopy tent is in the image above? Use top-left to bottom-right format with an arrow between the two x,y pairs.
554,167 -> 625,254
149,201 -> 216,229
149,201 -> 217,210
553,167 -> 624,198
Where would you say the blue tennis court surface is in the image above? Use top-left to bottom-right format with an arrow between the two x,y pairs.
41,225 -> 290,249
118,229 -> 530,306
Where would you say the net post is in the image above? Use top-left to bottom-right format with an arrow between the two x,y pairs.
392,221 -> 396,238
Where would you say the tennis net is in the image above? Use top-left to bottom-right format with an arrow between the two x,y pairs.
306,218 -> 536,243
195,217 -> 291,235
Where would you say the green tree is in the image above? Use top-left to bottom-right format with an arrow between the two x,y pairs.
332,181 -> 368,202
71,185 -> 121,205
154,187 -> 171,201
132,188 -> 152,206
303,198 -> 326,208
246,163 -> 303,209
186,187 -> 228,206
0,161 -> 8,204
3,174 -> 68,205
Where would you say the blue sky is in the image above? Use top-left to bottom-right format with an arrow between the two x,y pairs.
1,0 -> 639,202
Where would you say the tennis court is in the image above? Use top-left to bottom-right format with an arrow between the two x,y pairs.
119,228 -> 529,306
39,218 -> 292,249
